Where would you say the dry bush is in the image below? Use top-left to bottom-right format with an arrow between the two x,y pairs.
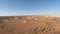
0,26 -> 5,30
27,22 -> 57,34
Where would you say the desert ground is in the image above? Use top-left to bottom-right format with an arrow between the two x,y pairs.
0,15 -> 60,34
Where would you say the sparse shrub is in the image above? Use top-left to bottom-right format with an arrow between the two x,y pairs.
46,23 -> 52,28
5,28 -> 13,32
27,22 -> 56,34
8,29 -> 13,32
7,18 -> 10,20
0,22 -> 3,24
40,27 -> 47,32
5,28 -> 8,30
32,27 -> 39,32
19,32 -> 25,34
28,26 -> 49,34
51,17 -> 57,20
18,17 -> 23,19
0,26 -> 5,30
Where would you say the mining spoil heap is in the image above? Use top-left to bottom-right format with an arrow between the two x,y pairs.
0,15 -> 60,34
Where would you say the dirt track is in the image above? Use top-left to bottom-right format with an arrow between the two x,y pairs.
0,16 -> 60,34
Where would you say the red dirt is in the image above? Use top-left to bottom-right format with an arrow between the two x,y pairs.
0,16 -> 60,34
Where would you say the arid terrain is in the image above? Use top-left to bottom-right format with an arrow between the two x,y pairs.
0,15 -> 60,34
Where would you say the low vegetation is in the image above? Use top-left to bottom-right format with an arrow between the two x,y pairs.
27,22 -> 57,34
0,16 -> 60,34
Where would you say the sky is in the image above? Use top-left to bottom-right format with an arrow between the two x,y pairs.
0,0 -> 60,16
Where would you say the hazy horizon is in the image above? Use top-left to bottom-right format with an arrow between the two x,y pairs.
0,0 -> 60,16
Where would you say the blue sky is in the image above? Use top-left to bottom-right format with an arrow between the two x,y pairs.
0,0 -> 60,16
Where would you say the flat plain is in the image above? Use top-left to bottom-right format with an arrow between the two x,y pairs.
0,15 -> 60,34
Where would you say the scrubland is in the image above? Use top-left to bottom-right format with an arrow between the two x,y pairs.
0,15 -> 60,34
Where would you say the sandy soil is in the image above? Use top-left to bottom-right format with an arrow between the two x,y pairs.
0,16 -> 60,34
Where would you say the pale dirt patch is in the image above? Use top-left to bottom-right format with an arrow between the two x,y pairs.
14,17 -> 19,19
34,18 -> 38,20
4,20 -> 9,22
23,19 -> 27,23
27,17 -> 30,19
